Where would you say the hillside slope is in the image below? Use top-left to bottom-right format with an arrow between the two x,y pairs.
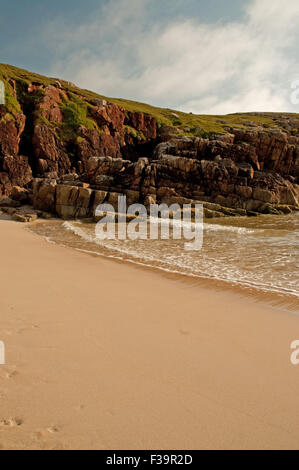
0,63 -> 298,218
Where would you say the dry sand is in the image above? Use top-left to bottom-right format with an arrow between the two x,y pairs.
0,217 -> 299,450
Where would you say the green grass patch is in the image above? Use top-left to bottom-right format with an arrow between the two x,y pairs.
124,125 -> 146,141
58,93 -> 99,140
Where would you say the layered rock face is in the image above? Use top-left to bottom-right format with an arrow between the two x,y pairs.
30,88 -> 157,176
0,98 -> 32,195
146,133 -> 299,213
0,64 -> 298,218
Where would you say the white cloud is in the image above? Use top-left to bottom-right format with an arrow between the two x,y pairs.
247,0 -> 299,34
46,0 -> 299,114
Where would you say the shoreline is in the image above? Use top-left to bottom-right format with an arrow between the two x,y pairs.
72,246 -> 299,312
28,217 -> 299,313
0,218 -> 299,449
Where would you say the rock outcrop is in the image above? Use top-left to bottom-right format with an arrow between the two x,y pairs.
0,64 -> 298,219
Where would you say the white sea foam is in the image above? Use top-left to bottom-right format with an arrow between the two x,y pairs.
204,223 -> 257,234
63,221 -> 95,242
59,219 -> 299,299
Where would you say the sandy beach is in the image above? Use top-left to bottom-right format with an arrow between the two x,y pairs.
0,217 -> 299,450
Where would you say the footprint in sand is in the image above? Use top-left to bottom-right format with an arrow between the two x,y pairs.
6,370 -> 18,379
179,329 -> 190,336
17,325 -> 39,335
47,426 -> 60,434
0,417 -> 23,427
0,367 -> 19,380
75,404 -> 85,412
35,425 -> 60,440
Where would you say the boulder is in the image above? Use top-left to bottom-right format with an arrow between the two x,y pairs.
0,196 -> 20,208
56,185 -> 93,219
12,212 -> 38,223
235,185 -> 253,199
33,178 -> 57,213
92,190 -> 108,215
253,187 -> 278,204
204,208 -> 224,218
11,186 -> 29,203
245,199 -> 264,212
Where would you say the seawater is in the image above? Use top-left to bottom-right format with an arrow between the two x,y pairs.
29,213 -> 299,300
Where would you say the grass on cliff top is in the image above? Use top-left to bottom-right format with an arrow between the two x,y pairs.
59,93 -> 99,136
1,63 -> 298,136
0,70 -> 22,119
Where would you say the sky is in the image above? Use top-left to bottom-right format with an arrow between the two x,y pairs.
0,0 -> 298,114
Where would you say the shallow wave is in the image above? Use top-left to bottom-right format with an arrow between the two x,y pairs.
73,247 -> 298,297
147,216 -> 258,234
204,223 -> 257,234
60,219 -> 299,299
63,221 -> 95,242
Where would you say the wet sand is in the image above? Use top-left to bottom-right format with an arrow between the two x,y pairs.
0,218 -> 299,449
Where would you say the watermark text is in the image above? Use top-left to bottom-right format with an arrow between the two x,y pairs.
290,340 -> 299,365
95,196 -> 203,251
0,80 -> 5,105
290,80 -> 299,105
0,341 -> 5,365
